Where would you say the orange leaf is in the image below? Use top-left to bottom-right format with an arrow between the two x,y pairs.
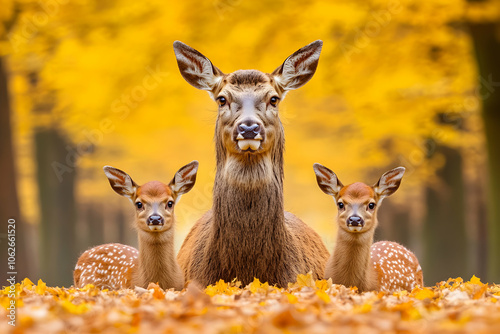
315,279 -> 332,291
473,285 -> 488,300
285,293 -> 298,304
469,275 -> 483,285
295,272 -> 315,289
148,283 -> 165,299
21,278 -> 34,290
315,290 -> 331,303
353,302 -> 372,313
413,288 -> 434,300
35,279 -> 46,295
61,299 -> 91,314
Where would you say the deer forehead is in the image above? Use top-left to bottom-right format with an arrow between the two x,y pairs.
136,181 -> 173,202
221,70 -> 278,96
227,70 -> 270,86
339,182 -> 375,203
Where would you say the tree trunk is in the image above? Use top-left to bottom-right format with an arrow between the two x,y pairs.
461,143 -> 489,280
375,200 -> 411,246
86,204 -> 104,247
35,128 -> 78,286
0,56 -> 33,283
424,146 -> 468,284
116,207 -> 128,245
468,21 -> 500,283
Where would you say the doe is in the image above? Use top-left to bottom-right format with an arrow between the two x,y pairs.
173,40 -> 330,287
73,161 -> 198,290
313,164 -> 423,292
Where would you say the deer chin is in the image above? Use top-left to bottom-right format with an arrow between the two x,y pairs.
148,225 -> 164,232
347,225 -> 363,232
237,139 -> 261,152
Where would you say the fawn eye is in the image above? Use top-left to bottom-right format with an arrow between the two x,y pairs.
338,202 -> 344,209
270,96 -> 279,107
368,203 -> 376,210
217,96 -> 227,107
135,202 -> 143,209
167,201 -> 174,208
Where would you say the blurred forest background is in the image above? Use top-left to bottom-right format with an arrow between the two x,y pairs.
0,0 -> 499,287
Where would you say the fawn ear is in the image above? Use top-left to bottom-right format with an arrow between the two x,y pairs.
173,41 -> 224,97
313,163 -> 343,199
169,161 -> 199,201
103,166 -> 138,199
374,167 -> 406,199
272,40 -> 322,94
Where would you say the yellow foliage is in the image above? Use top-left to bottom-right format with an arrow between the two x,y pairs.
392,301 -> 422,321
2,0 -> 488,252
12,275 -> 499,333
412,287 -> 435,300
393,290 -> 408,298
285,293 -> 298,304
315,279 -> 332,291
315,290 -> 331,303
21,278 -> 34,290
60,299 -> 91,315
0,296 -> 11,309
289,272 -> 316,290
35,279 -> 46,295
247,278 -> 278,294
80,284 -> 95,291
148,283 -> 165,300
10,276 -> 500,332
473,285 -> 488,300
353,302 -> 372,313
469,275 -> 483,285
205,279 -> 241,297
490,285 -> 500,296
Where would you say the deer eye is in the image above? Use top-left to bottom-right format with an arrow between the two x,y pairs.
135,202 -> 143,209
270,96 -> 279,107
217,96 -> 227,107
167,201 -> 174,208
368,203 -> 376,210
338,202 -> 344,209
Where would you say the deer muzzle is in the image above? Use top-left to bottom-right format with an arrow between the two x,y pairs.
147,215 -> 164,231
235,119 -> 264,151
347,215 -> 365,232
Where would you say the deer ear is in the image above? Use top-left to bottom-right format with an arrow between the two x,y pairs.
169,161 -> 199,201
173,41 -> 224,97
103,166 -> 138,199
374,167 -> 406,199
313,163 -> 343,199
272,40 -> 322,93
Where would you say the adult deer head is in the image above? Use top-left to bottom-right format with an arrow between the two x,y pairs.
173,41 -> 322,165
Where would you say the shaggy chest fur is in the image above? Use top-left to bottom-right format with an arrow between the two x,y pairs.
177,150 -> 331,287
179,165 -> 330,287
197,178 -> 298,286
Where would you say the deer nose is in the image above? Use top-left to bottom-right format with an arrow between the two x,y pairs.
237,121 -> 262,140
347,216 -> 364,227
148,215 -> 164,226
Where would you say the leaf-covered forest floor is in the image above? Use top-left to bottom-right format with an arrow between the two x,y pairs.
1,274 -> 500,333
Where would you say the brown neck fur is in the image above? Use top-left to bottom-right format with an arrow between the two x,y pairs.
327,228 -> 378,292
207,117 -> 294,285
134,230 -> 184,290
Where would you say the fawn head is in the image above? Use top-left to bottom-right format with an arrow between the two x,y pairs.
313,164 -> 405,234
173,41 -> 322,158
103,161 -> 198,233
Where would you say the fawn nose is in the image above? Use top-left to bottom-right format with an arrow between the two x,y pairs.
347,215 -> 364,227
148,215 -> 164,226
237,120 -> 262,140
